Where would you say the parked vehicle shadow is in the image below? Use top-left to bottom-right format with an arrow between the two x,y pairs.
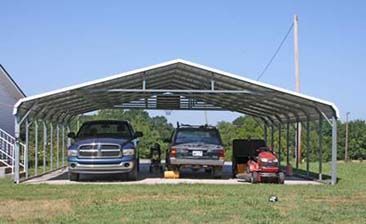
48,161 -> 234,182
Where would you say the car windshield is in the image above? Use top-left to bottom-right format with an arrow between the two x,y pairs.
175,129 -> 222,145
77,122 -> 131,139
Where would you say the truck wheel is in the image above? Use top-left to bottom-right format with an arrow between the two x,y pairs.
232,160 -> 237,178
137,158 -> 140,172
69,172 -> 79,181
278,172 -> 285,184
212,166 -> 223,179
128,163 -> 138,181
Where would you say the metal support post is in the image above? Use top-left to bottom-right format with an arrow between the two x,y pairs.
286,122 -> 290,166
14,117 -> 20,183
50,123 -> 53,170
306,119 -> 310,176
331,117 -> 337,185
43,121 -> 47,173
271,125 -> 274,150
56,124 -> 60,169
62,125 -> 65,167
67,126 -> 71,147
77,117 -> 80,131
278,124 -> 282,167
318,115 -> 323,181
25,119 -> 29,178
264,125 -> 268,144
345,112 -> 350,161
34,120 -> 38,176
295,122 -> 299,169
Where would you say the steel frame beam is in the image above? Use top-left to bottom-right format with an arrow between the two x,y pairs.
331,117 -> 337,185
318,115 -> 323,181
306,118 -> 311,176
62,125 -> 65,167
278,123 -> 282,167
286,122 -> 290,166
43,121 -> 47,173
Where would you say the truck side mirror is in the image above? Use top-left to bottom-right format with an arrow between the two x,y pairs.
67,132 -> 76,139
134,131 -> 143,138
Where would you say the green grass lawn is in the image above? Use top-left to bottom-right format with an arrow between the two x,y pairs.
0,162 -> 365,224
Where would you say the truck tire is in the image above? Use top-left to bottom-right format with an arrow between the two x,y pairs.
137,158 -> 140,172
278,172 -> 285,184
69,173 -> 79,181
212,166 -> 223,179
232,160 -> 237,178
128,163 -> 138,181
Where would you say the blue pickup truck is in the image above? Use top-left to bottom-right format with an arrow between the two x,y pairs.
67,120 -> 143,181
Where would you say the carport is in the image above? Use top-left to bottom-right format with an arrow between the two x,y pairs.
13,59 -> 339,184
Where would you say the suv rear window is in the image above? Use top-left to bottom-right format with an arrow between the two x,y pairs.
174,128 -> 222,145
77,121 -> 132,139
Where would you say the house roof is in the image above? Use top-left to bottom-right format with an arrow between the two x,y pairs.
0,64 -> 26,100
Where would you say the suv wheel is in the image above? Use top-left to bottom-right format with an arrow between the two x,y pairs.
278,172 -> 285,184
212,166 -> 223,179
69,172 -> 79,181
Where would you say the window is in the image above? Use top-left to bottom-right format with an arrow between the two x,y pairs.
77,121 -> 132,139
175,129 -> 222,145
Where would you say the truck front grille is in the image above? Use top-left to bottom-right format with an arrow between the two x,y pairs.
78,144 -> 121,158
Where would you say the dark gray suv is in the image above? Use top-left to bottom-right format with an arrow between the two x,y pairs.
165,124 -> 225,178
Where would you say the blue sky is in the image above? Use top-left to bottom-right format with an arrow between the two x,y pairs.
1,1 -> 365,124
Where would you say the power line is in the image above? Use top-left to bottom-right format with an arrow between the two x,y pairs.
256,23 -> 294,81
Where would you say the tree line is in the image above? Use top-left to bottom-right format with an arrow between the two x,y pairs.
76,109 -> 366,161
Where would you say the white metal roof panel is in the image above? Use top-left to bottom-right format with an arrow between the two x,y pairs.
14,59 -> 339,124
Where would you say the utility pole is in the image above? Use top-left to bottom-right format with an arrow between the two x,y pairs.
345,112 -> 350,162
204,111 -> 208,125
294,14 -> 302,165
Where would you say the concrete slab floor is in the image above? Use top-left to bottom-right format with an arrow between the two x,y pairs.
24,161 -> 321,185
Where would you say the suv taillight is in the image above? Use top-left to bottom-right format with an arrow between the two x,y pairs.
218,149 -> 225,159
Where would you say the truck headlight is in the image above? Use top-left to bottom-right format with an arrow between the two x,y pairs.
123,149 -> 135,156
68,150 -> 78,157
260,158 -> 269,163
273,159 -> 278,163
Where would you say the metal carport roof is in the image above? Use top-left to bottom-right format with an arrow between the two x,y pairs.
13,59 -> 338,124
12,59 -> 339,185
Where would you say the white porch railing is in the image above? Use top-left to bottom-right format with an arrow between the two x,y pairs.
0,128 -> 25,174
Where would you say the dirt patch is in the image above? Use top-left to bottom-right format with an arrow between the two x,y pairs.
0,199 -> 72,222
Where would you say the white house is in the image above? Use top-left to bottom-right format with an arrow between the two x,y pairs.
0,65 -> 26,135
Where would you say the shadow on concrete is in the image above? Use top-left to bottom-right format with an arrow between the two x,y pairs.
48,162 -> 234,182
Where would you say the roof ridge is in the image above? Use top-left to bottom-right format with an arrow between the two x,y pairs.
0,64 -> 26,97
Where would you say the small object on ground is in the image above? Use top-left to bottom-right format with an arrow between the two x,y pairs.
149,143 -> 163,174
164,170 -> 180,179
236,163 -> 246,173
269,195 -> 278,202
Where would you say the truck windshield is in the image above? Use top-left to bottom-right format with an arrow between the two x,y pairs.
175,129 -> 222,145
77,122 -> 132,139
